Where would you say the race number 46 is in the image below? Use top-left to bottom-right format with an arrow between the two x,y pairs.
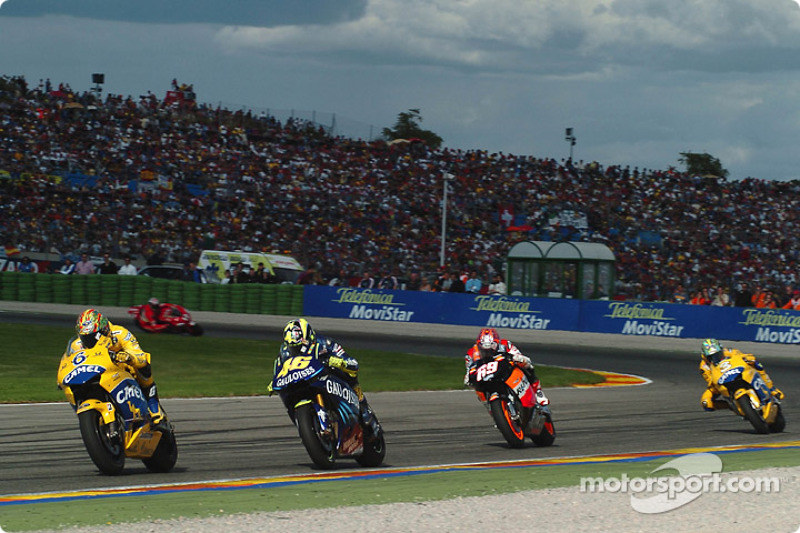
277,356 -> 312,378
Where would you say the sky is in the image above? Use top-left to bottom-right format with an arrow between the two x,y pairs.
2,0 -> 800,181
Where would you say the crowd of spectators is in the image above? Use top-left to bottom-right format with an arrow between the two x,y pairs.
2,74 -> 800,304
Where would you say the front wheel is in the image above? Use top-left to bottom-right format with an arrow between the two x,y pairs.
296,403 -> 336,469
490,398 -> 526,448
142,428 -> 178,473
356,430 -> 386,467
78,410 -> 125,475
738,396 -> 770,434
188,323 -> 204,336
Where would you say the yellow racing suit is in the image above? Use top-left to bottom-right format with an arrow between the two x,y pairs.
61,323 -> 165,423
699,348 -> 782,411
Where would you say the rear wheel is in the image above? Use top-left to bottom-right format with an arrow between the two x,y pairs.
531,413 -> 556,446
142,427 -> 178,472
356,430 -> 386,467
490,398 -> 526,448
296,403 -> 336,469
769,407 -> 786,433
738,397 -> 769,434
78,410 -> 125,475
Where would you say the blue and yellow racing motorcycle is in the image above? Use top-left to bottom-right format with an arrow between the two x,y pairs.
271,355 -> 386,469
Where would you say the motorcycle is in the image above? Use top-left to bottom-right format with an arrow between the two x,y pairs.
707,352 -> 786,434
270,354 -> 386,469
128,303 -> 204,336
468,354 -> 555,448
57,338 -> 178,475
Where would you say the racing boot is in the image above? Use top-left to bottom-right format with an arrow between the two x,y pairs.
700,389 -> 729,411
143,383 -> 171,433
532,379 -> 550,406
354,384 -> 380,442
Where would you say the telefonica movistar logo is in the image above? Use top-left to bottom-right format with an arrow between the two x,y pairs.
470,296 -> 533,313
334,288 -> 400,306
740,309 -> 800,327
604,302 -> 672,320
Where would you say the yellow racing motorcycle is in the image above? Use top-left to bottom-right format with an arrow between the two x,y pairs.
707,351 -> 785,434
57,338 -> 178,475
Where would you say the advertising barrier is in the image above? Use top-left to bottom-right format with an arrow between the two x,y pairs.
304,286 -> 800,345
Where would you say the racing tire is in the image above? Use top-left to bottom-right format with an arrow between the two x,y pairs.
768,407 -> 786,434
490,398 -> 526,448
296,403 -> 336,469
188,323 -> 204,337
356,430 -> 386,467
738,397 -> 770,434
531,412 -> 556,447
142,428 -> 178,473
78,410 -> 125,475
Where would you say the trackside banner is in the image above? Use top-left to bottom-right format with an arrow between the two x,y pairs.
303,286 -> 579,331
303,287 -> 800,344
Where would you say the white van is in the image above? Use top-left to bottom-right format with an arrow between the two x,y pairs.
198,250 -> 304,284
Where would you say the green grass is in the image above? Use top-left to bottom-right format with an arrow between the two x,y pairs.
3,446 -> 798,532
1,323 -> 603,403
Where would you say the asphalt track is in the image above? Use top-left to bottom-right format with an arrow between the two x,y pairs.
1,304 -> 799,497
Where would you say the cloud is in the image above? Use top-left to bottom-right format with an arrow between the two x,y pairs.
0,0 -> 367,26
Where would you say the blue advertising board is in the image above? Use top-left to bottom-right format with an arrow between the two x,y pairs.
303,286 -> 800,345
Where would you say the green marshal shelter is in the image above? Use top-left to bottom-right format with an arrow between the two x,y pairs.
505,241 -> 616,300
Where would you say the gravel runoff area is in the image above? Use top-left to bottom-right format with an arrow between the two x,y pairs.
4,301 -> 799,532
26,466 -> 800,533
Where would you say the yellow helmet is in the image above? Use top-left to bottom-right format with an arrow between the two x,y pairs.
283,318 -> 315,355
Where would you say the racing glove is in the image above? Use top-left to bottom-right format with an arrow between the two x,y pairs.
328,355 -> 358,378
113,351 -> 132,365
511,353 -> 534,370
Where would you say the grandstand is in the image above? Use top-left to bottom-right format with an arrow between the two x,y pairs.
1,74 -> 799,304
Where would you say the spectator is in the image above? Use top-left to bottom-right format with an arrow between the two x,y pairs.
233,262 -> 250,284
75,253 -> 95,275
358,271 -> 375,289
672,284 -> 688,304
690,290 -> 710,305
17,256 -> 38,273
297,266 -> 317,285
377,269 -> 398,290
181,261 -> 202,283
732,282 -> 753,307
433,271 -> 451,292
118,256 -> 138,276
465,271 -> 482,294
97,253 -> 118,275
488,274 -> 507,296
328,269 -> 350,287
59,258 -> 76,275
448,270 -> 466,293
711,286 -> 730,307
782,290 -> 800,311
419,277 -> 433,291
405,271 -> 422,291
221,269 -> 233,284
756,291 -> 778,309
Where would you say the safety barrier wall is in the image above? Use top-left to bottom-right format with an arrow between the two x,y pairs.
303,286 -> 800,345
4,273 -> 799,345
0,272 -> 304,316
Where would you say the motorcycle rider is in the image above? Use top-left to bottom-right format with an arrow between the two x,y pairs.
62,308 -> 169,431
135,298 -> 171,333
269,318 -> 381,440
464,328 -> 549,405
699,338 -> 784,411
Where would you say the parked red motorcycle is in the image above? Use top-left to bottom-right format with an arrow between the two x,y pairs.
128,299 -> 204,336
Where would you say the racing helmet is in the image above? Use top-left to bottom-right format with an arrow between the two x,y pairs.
76,309 -> 110,349
701,338 -> 724,365
283,318 -> 316,356
477,328 -> 500,358
148,297 -> 160,307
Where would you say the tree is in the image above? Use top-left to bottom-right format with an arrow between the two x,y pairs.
382,109 -> 443,149
678,152 -> 729,178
